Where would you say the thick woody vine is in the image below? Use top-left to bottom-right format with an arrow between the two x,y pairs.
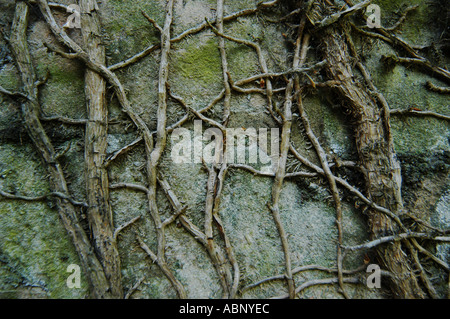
0,0 -> 449,299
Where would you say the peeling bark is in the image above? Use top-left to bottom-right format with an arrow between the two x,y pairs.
321,26 -> 426,298
9,1 -> 113,299
80,0 -> 123,298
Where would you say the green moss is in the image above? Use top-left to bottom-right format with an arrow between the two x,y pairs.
101,0 -> 163,64
373,0 -> 442,44
171,37 -> 222,88
0,144 -> 88,298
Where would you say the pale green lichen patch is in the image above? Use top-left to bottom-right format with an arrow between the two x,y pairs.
170,34 -> 223,105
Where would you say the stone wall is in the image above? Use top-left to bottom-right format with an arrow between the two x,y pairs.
0,0 -> 448,298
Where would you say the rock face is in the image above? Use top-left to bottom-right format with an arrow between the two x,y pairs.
0,0 -> 448,299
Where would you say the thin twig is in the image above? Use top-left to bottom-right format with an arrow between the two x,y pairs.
426,81 -> 450,94
141,10 -> 163,33
109,183 -> 149,194
161,205 -> 188,228
272,277 -> 363,299
0,84 -> 32,100
384,5 -> 419,32
113,215 -> 141,243
313,0 -> 371,30
381,55 -> 450,84
0,189 -> 88,207
242,264 -> 366,293
390,107 -> 450,121
342,232 -> 450,251
124,276 -> 145,299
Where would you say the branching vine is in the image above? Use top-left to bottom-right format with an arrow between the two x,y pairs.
1,0 -> 449,299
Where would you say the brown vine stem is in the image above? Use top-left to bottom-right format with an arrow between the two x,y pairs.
342,232 -> 450,251
157,173 -> 232,297
272,277 -> 362,299
0,189 -> 87,208
202,161 -> 233,298
113,215 -> 142,243
217,0 -> 232,126
320,2 -> 427,296
229,163 -> 317,178
40,115 -> 88,125
294,27 -> 349,298
425,81 -> 450,95
268,82 -> 295,298
345,25 -> 443,297
157,174 -> 207,246
313,0 -> 371,30
232,60 -> 328,86
79,0 -> 123,298
136,234 -> 186,298
211,0 -> 240,298
265,16 -> 305,298
384,4 -> 419,32
382,55 -> 450,85
0,84 -> 31,101
124,276 -> 145,299
141,10 -> 163,34
390,108 -> 450,121
411,241 -> 450,272
9,1 -> 113,298
142,0 -> 186,299
344,27 -> 395,152
242,264 -> 367,294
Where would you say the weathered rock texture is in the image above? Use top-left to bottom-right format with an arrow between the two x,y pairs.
0,0 -> 448,299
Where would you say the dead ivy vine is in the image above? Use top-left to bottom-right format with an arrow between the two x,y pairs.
0,0 -> 449,299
